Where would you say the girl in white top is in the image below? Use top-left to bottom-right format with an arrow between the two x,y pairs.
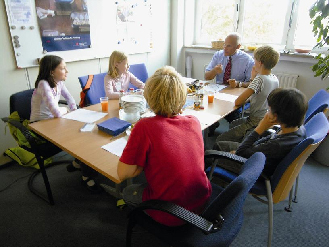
30,55 -> 102,193
30,55 -> 77,122
104,50 -> 144,99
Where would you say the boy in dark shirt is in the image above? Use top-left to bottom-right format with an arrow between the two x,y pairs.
213,88 -> 308,177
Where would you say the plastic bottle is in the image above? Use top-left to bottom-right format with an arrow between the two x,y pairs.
128,88 -> 135,95
198,82 -> 204,109
193,95 -> 201,110
119,90 -> 124,109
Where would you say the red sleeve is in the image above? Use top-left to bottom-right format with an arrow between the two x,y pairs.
119,120 -> 150,167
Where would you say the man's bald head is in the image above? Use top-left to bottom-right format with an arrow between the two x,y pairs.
224,32 -> 241,56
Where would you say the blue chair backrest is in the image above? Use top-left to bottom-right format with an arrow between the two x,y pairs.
304,89 -> 329,124
10,89 -> 34,120
203,152 -> 265,224
305,111 -> 329,143
78,73 -> 107,105
270,112 -> 329,190
128,63 -> 148,89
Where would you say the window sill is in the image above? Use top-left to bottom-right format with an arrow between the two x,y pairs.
184,45 -> 318,64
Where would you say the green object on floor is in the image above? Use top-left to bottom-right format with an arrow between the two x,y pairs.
116,199 -> 126,209
4,111 -> 52,169
4,147 -> 52,169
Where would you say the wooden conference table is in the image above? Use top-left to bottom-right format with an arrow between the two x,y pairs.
29,86 -> 246,191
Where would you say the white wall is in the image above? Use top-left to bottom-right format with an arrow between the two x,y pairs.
0,0 -> 171,165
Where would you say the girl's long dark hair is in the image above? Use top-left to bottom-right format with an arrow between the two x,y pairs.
35,55 -> 63,88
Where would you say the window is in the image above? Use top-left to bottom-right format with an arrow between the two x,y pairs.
191,0 -> 326,52
293,0 -> 319,49
195,0 -> 236,45
241,0 -> 291,45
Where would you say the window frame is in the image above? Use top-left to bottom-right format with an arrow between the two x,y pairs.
189,0 -> 328,54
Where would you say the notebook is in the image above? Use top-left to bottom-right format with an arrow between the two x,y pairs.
97,117 -> 131,136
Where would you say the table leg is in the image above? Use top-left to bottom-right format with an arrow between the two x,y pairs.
203,128 -> 209,150
100,183 -> 122,198
100,178 -> 133,198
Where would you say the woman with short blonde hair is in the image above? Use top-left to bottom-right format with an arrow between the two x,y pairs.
117,66 -> 211,227
144,66 -> 187,117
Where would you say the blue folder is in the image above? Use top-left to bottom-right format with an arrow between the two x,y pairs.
97,117 -> 131,136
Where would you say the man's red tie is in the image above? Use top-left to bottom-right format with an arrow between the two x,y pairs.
223,56 -> 232,84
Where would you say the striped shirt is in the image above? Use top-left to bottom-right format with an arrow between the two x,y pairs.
248,74 -> 279,119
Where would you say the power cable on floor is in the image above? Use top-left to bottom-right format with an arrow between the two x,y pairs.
0,173 -> 31,193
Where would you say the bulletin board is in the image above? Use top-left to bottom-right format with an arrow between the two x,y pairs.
4,0 -> 153,68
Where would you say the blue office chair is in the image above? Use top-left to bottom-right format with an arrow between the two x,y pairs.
205,112 -> 329,247
290,89 -> 329,201
2,89 -> 72,205
125,152 -> 266,247
78,72 -> 107,106
269,89 -> 329,200
304,89 -> 329,124
128,63 -> 148,89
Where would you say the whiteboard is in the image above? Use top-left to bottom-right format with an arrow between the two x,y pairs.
4,0 -> 153,68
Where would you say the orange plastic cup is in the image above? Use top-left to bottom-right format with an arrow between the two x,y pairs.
100,97 -> 109,112
208,94 -> 214,103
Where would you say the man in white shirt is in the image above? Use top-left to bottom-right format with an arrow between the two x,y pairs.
205,32 -> 254,85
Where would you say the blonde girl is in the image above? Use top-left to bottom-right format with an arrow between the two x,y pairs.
104,51 -> 144,99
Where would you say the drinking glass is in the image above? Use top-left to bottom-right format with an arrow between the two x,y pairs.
207,92 -> 214,103
100,97 -> 109,112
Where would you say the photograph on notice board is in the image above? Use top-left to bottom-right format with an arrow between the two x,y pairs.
115,0 -> 153,53
35,0 -> 91,52
8,0 -> 34,25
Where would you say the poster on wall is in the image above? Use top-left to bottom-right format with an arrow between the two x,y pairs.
35,0 -> 91,52
116,0 -> 152,53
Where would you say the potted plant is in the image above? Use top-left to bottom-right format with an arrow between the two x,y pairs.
310,0 -> 329,165
309,0 -> 329,83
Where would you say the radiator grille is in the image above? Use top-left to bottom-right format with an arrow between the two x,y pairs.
274,72 -> 299,89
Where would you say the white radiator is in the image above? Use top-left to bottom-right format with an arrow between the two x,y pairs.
273,72 -> 299,89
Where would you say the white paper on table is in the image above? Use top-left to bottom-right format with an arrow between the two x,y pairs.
62,109 -> 107,123
101,136 -> 128,157
181,77 -> 198,85
181,109 -> 221,129
215,92 -> 238,102
204,84 -> 227,92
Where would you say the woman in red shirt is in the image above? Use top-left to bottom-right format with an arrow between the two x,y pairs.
117,66 -> 211,226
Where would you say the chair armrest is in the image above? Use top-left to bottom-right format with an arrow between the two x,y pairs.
205,150 -> 247,165
129,200 -> 224,234
2,117 -> 39,148
2,117 -> 28,134
2,117 -> 9,123
59,99 -> 80,109
58,100 -> 67,105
